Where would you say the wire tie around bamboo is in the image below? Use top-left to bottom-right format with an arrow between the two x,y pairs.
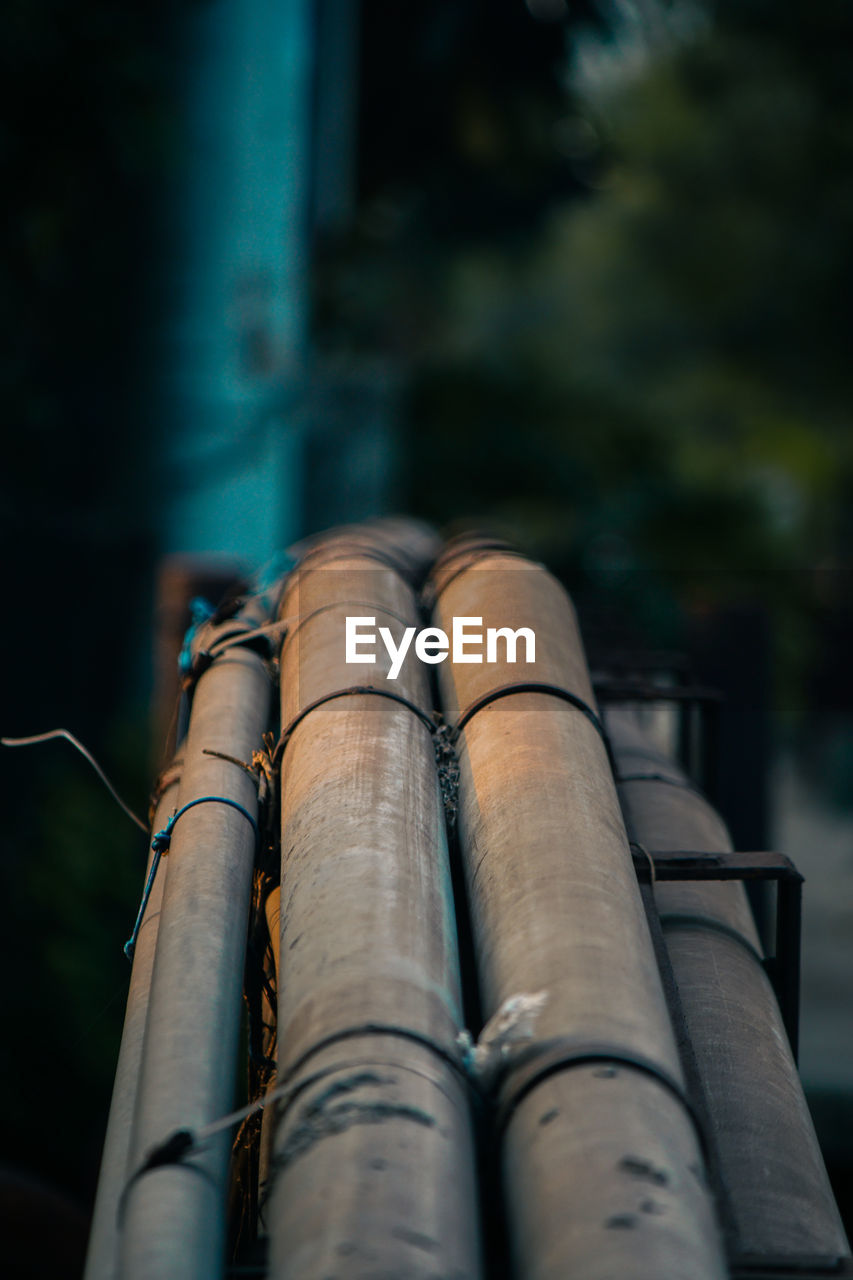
279,599 -> 416,652
272,686 -> 463,830
493,1036 -> 711,1160
452,678 -> 609,744
423,544 -> 535,608
119,1023 -> 480,1214
148,760 -> 184,821
118,990 -> 557,1215
274,685 -> 437,760
181,615 -> 288,692
123,795 -> 260,963
450,679 -> 618,779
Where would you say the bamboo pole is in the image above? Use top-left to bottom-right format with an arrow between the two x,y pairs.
264,526 -> 481,1279
289,516 -> 440,585
83,760 -> 182,1280
118,626 -> 273,1280
430,547 -> 726,1280
150,556 -> 245,768
607,705 -> 850,1263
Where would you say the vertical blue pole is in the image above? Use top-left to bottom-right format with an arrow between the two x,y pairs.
155,0 -> 314,562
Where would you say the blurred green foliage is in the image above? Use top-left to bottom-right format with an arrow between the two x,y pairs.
0,730 -> 149,1197
319,0 -> 853,714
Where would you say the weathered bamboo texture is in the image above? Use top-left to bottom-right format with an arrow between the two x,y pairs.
118,629 -> 273,1280
607,704 -> 850,1263
430,546 -> 727,1280
265,526 -> 481,1279
83,760 -> 181,1280
289,516 -> 440,584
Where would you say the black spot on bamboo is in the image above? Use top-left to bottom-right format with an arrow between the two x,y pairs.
619,1155 -> 670,1186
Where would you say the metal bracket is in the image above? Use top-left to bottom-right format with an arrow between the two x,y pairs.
595,679 -> 721,704
731,1252 -> 853,1279
594,675 -> 723,800
633,848 -> 803,1063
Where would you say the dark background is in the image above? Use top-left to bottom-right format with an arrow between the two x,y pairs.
2,0 -> 852,1270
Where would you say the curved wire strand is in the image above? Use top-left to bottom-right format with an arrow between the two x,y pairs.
1,729 -> 148,833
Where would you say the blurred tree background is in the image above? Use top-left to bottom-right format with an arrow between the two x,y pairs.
321,0 -> 853,730
1,3 -> 177,1264
2,0 -> 853,1264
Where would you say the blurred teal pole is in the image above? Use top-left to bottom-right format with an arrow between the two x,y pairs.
313,0 -> 359,237
156,0 -> 314,562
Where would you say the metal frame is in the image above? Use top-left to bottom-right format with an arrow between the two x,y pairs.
594,666 -> 802,1061
731,1255 -> 853,1279
631,846 -> 803,1064
594,658 -> 850,1280
594,675 -> 722,802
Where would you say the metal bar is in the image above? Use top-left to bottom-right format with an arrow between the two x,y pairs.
632,847 -> 803,1045
679,691 -> 693,777
774,876 -> 803,1063
702,693 -> 721,806
731,1255 -> 853,1278
644,850 -> 801,880
594,680 -> 722,704
590,649 -> 691,675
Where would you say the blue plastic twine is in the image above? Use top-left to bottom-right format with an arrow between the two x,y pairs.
123,796 -> 260,962
178,598 -> 216,678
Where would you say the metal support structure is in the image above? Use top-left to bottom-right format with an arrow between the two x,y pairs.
730,1255 -> 853,1280
594,676 -> 722,801
607,704 -> 850,1270
630,847 -> 802,1059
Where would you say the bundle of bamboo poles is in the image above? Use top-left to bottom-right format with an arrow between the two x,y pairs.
264,524 -> 479,1278
85,520 -> 849,1280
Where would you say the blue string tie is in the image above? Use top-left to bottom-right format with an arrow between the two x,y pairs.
123,795 -> 260,962
178,598 -> 216,678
